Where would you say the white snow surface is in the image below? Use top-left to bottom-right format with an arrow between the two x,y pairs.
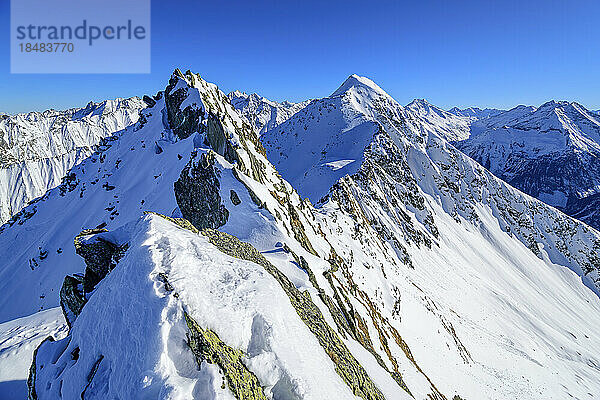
0,308 -> 67,400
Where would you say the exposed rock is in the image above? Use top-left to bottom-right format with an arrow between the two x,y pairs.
74,228 -> 129,292
184,312 -> 268,400
164,69 -> 206,140
287,203 -> 317,255
142,95 -> 156,107
201,228 -> 387,400
174,151 -> 229,230
59,275 -> 86,327
230,189 -> 241,205
206,112 -> 240,164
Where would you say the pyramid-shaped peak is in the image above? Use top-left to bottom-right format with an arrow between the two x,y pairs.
406,98 -> 434,109
330,74 -> 389,98
228,90 -> 248,99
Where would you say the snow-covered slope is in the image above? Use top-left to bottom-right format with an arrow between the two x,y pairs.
2,71 -> 600,400
455,101 -> 600,229
257,76 -> 600,399
228,91 -> 310,135
0,98 -> 145,224
0,308 -> 66,399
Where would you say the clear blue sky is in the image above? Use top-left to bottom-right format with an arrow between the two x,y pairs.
1,0 -> 599,113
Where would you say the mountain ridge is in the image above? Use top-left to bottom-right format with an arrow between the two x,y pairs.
1,71 -> 600,400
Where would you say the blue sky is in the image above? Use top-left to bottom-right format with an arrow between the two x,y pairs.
1,0 -> 599,113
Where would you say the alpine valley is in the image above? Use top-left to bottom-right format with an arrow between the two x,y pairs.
1,70 -> 600,400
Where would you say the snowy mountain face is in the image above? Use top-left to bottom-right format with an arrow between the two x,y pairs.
405,99 -> 474,141
1,71 -> 600,400
0,98 -> 145,225
260,74 -> 600,397
454,101 -> 600,230
228,91 -> 310,135
259,77 -> 475,201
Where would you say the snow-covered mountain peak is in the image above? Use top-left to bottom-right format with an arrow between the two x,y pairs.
455,99 -> 600,224
330,74 -> 391,99
404,98 -> 474,142
228,89 -> 311,135
407,98 -> 451,117
406,98 -> 431,108
489,100 -> 600,150
229,89 -> 247,98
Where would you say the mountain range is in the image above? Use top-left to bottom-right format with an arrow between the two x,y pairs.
0,98 -> 145,225
0,70 -> 599,400
450,100 -> 600,230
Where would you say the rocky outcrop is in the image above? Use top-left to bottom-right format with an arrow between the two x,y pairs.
74,228 -> 129,292
206,112 -> 241,165
57,228 -> 129,328
184,312 -> 268,400
59,275 -> 86,327
174,151 -> 229,230
164,69 -> 206,140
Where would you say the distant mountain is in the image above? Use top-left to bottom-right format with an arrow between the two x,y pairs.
454,100 -> 600,230
447,106 -> 503,120
228,91 -> 310,135
0,98 -> 145,224
406,99 -> 474,141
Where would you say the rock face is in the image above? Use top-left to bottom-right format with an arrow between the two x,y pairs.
59,275 -> 85,327
59,228 -> 129,327
74,228 -> 129,292
164,69 -> 207,140
174,151 -> 229,230
184,312 -> 268,400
